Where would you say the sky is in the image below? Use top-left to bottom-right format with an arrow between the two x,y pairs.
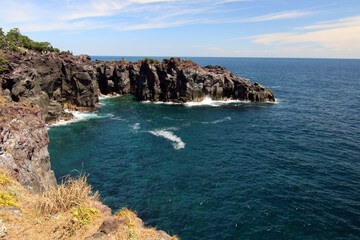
1,0 -> 360,58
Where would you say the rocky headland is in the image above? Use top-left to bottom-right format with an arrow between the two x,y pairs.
1,50 -> 274,124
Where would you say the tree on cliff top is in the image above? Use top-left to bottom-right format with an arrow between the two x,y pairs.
0,28 -> 5,49
0,27 -> 60,53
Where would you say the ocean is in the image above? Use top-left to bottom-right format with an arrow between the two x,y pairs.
47,57 -> 360,239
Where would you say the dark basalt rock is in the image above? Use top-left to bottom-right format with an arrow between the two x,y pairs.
1,51 -> 274,124
95,58 -> 275,103
0,50 -> 99,124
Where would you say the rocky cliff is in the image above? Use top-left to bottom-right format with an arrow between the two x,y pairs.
95,57 -> 275,103
0,98 -> 56,193
1,50 -> 274,124
0,97 -> 176,239
0,50 -> 99,124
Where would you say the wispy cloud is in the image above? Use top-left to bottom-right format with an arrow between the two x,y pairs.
295,15 -> 360,30
0,0 -> 313,32
244,10 -> 313,22
245,15 -> 360,50
118,20 -> 192,31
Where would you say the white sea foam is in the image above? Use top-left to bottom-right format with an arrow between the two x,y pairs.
185,97 -> 248,107
148,130 -> 185,150
202,116 -> 232,124
48,110 -> 107,128
142,100 -> 182,105
99,94 -> 121,100
142,96 -> 277,107
132,123 -> 140,131
111,117 -> 125,121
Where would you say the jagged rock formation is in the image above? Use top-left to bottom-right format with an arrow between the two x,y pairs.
0,99 -> 56,193
95,58 -> 275,103
0,50 -> 99,124
1,50 -> 275,124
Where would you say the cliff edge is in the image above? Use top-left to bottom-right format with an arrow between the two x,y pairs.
0,97 -> 56,193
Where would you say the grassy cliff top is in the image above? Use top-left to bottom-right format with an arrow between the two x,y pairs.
0,167 -> 178,239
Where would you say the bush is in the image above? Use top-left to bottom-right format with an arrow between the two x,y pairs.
0,57 -> 7,63
142,57 -> 160,64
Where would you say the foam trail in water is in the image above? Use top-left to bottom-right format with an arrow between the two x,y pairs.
202,116 -> 232,124
148,130 -> 185,150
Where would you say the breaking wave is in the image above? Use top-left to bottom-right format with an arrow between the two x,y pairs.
48,110 -> 108,128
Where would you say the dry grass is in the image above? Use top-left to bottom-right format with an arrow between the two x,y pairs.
108,225 -> 180,240
0,96 -> 8,104
0,168 -> 179,240
0,175 -> 11,186
36,174 -> 99,215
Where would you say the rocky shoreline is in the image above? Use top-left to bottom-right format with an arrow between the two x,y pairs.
0,50 -> 274,124
0,49 -> 275,239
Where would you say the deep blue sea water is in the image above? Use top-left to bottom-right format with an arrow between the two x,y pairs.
48,57 -> 360,240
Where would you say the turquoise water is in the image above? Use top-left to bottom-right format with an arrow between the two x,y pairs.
48,57 -> 360,239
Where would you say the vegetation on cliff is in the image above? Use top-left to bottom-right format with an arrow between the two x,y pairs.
0,167 -> 178,239
0,27 -> 59,53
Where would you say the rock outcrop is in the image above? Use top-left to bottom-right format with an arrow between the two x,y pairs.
0,50 -> 99,124
0,99 -> 56,193
95,58 -> 275,103
1,50 -> 274,124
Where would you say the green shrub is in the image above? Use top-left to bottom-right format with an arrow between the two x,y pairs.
71,206 -> 99,226
142,57 -> 160,64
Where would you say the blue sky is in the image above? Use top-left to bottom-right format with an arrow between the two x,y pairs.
1,0 -> 360,58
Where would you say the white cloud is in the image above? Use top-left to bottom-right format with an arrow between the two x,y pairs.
0,1 -> 38,23
246,15 -> 360,51
295,15 -> 360,30
244,10 -> 313,22
118,20 -> 191,30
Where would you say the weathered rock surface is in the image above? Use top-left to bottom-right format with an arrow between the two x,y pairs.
95,58 -> 275,103
0,50 -> 99,124
0,100 -> 56,193
1,51 -> 274,124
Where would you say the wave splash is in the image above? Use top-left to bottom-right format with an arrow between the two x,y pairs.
143,97 -> 250,107
148,130 -> 185,150
48,110 -> 109,128
184,97 -> 248,107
